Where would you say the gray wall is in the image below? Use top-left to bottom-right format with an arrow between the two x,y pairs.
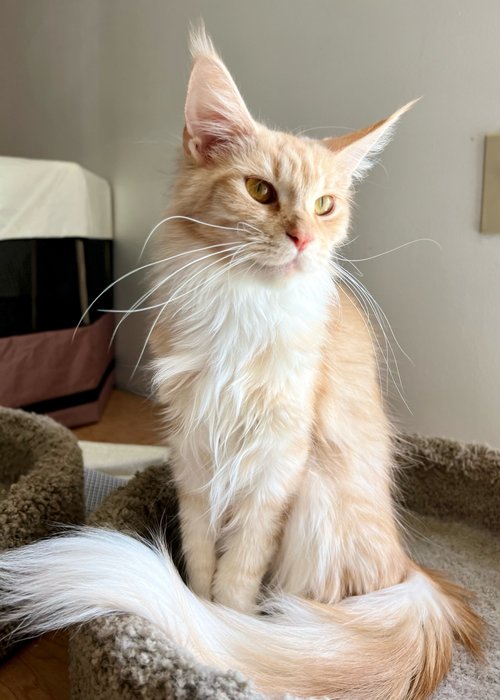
1,1 -> 499,447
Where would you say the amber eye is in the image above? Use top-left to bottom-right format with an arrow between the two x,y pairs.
245,178 -> 277,204
314,195 -> 335,216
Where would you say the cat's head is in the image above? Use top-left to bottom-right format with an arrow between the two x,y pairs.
170,29 -> 414,281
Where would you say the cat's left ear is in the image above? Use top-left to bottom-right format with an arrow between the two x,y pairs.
323,100 -> 418,182
183,30 -> 256,164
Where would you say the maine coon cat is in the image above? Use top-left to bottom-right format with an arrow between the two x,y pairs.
0,30 -> 483,699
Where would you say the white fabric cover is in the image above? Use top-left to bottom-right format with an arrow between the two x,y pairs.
81,441 -> 170,515
0,156 -> 112,240
79,441 -> 170,480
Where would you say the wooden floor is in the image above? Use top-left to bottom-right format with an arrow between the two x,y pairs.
0,390 -> 163,700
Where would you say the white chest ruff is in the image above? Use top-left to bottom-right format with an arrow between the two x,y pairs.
152,270 -> 333,522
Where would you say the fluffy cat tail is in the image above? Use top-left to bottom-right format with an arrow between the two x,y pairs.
0,528 -> 483,699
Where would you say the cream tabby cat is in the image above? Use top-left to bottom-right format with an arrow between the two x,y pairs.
0,30 -> 483,699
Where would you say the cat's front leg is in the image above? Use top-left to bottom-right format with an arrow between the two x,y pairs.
212,492 -> 288,613
178,491 -> 217,599
211,435 -> 309,613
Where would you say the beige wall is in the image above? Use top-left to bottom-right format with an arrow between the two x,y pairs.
1,1 -> 499,447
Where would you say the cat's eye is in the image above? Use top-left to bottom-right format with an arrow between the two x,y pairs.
245,178 -> 277,204
314,195 -> 336,216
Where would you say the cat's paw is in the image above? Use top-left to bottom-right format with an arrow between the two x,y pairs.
186,557 -> 216,600
189,574 -> 212,599
212,570 -> 259,614
212,584 -> 256,613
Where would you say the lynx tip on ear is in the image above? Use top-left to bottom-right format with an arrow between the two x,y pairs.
188,20 -> 217,61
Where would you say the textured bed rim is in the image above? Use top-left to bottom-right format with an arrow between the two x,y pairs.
395,433 -> 500,532
0,406 -> 84,660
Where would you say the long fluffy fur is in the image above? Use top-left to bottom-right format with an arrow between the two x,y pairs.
0,29 -> 484,699
0,528 -> 483,699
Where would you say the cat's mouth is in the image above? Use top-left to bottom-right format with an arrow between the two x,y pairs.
253,257 -> 299,276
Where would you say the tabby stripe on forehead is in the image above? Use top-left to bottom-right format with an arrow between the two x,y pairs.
283,148 -> 303,184
270,147 -> 312,202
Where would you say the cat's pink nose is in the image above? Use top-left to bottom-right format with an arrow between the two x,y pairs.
286,229 -> 314,253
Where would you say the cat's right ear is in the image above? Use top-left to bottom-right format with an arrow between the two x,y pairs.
183,30 -> 255,164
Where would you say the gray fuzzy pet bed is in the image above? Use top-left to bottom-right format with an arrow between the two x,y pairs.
68,435 -> 500,700
0,406 -> 84,659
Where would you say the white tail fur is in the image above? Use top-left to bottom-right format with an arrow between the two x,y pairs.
0,528 -> 482,699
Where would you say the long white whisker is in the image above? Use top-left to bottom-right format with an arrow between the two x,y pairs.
170,253 -> 255,323
110,244 -> 252,344
72,242 -> 246,340
109,249 -> 255,319
336,267 -> 394,372
342,238 -> 441,263
336,256 -> 364,277
163,249 -> 250,323
98,306 -> 158,314
131,249 -> 251,378
338,269 -> 392,394
237,221 -> 264,235
335,265 -> 413,413
139,215 -> 256,260
100,243 -> 251,314
331,264 -> 385,396
341,267 -> 412,365
334,263 -> 395,400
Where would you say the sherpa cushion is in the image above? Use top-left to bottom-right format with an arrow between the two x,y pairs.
68,435 -> 500,699
0,406 -> 84,659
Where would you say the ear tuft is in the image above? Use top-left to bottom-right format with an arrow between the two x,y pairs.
324,99 -> 419,182
188,21 -> 218,62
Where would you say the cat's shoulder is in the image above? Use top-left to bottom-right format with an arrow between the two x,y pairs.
327,283 -> 375,356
